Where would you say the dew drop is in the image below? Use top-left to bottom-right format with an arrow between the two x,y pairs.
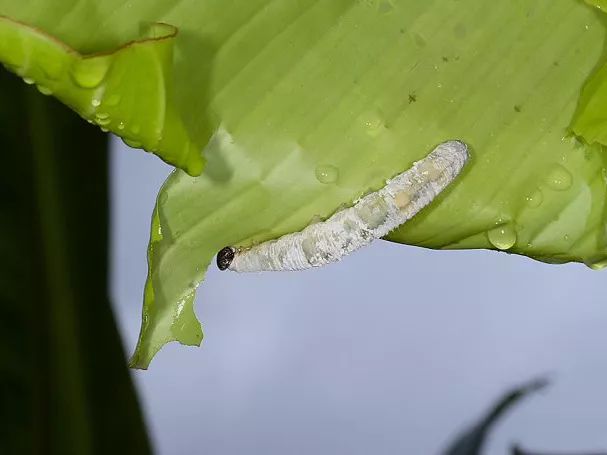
544,164 -> 572,191
95,117 -> 111,126
91,98 -> 101,107
525,189 -> 543,208
100,127 -> 109,133
36,85 -> 52,96
122,138 -> 142,148
95,112 -> 110,120
70,57 -> 111,89
117,121 -> 125,130
23,77 -> 34,85
315,165 -> 339,184
585,256 -> 607,270
487,223 -> 517,250
104,94 -> 121,107
361,112 -> 384,137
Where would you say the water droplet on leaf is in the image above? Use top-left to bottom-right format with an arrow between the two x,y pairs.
544,164 -> 572,191
487,223 -> 517,250
104,94 -> 121,106
95,117 -> 111,126
525,189 -> 543,208
36,85 -> 52,95
70,57 -> 111,89
585,257 -> 607,271
315,165 -> 339,184
361,112 -> 384,137
122,138 -> 142,148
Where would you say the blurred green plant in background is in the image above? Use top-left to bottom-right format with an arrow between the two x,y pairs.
0,68 -> 150,454
445,379 -> 607,455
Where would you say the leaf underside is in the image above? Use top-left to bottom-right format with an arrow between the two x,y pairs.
1,0 -> 607,368
0,16 -> 204,174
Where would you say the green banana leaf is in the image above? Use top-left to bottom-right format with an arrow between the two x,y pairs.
1,0 -> 606,368
0,68 -> 150,452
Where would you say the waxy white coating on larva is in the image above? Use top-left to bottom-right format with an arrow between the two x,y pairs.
226,140 -> 469,272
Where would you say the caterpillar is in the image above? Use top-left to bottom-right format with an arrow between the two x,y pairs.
217,140 -> 469,272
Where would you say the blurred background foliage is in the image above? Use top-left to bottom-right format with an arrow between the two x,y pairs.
445,379 -> 606,455
0,68 -> 150,454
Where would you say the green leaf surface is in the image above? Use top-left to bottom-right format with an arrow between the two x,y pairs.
1,1 -> 606,367
0,16 -> 204,174
0,68 -> 150,453
135,0 -> 607,368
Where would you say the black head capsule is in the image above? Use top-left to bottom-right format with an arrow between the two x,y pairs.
217,247 -> 236,271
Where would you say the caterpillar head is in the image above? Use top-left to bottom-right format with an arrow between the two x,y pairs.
217,247 -> 236,271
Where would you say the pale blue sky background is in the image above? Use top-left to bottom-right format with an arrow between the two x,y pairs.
110,137 -> 607,455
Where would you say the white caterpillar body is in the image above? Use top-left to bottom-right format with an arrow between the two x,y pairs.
217,140 -> 469,272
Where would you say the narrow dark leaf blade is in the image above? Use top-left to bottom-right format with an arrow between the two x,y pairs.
443,379 -> 548,455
